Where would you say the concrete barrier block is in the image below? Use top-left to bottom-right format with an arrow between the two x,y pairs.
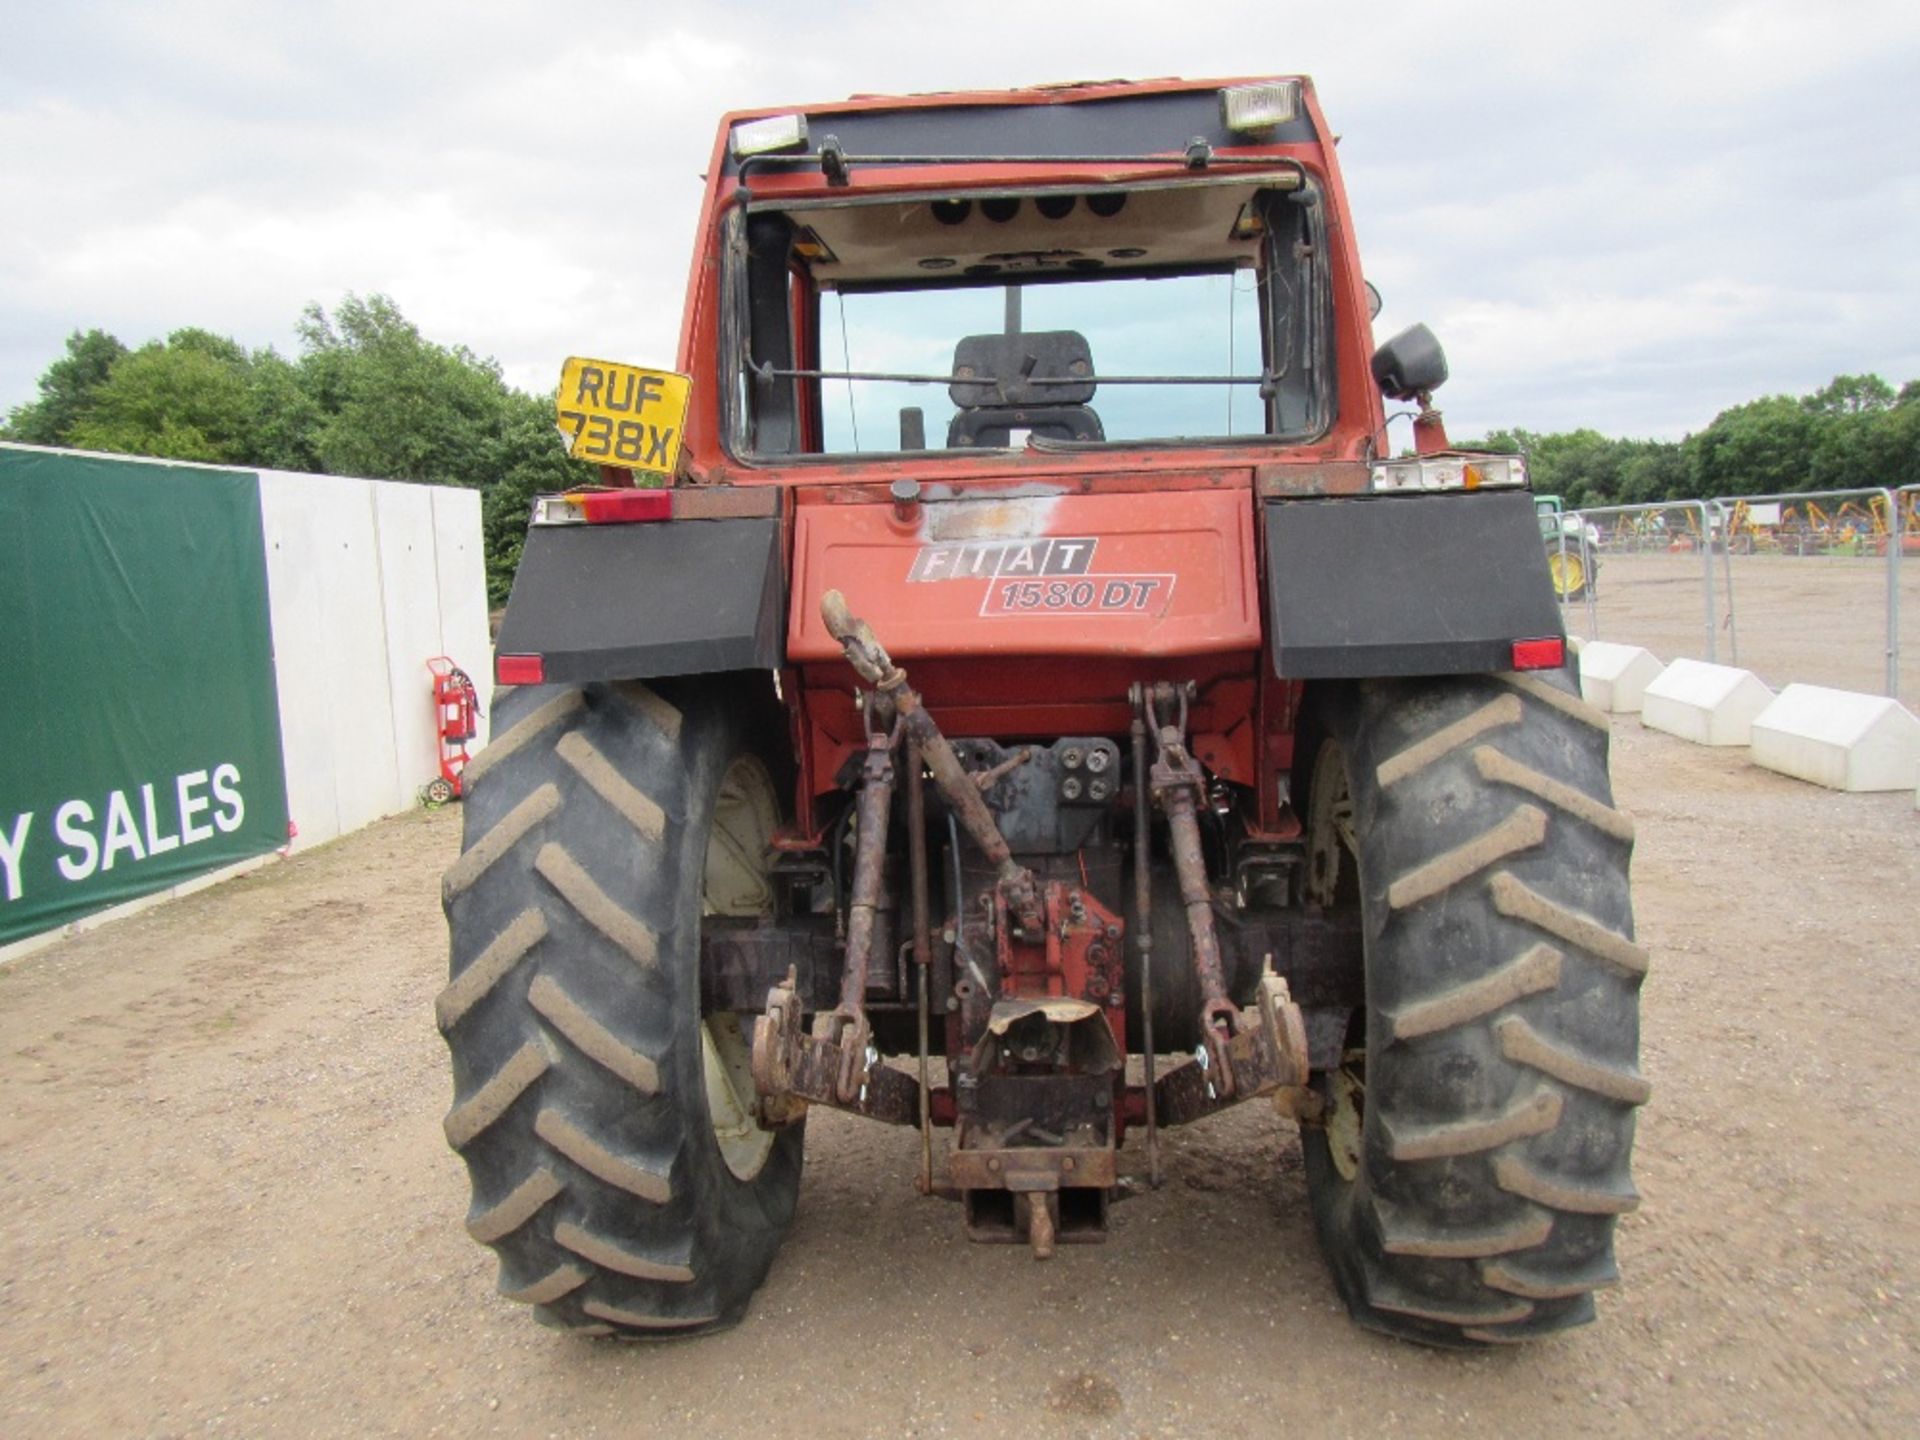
1641,659 -> 1776,746
1750,684 -> 1920,792
1576,640 -> 1666,714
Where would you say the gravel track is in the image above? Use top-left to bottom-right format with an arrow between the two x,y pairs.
0,720 -> 1914,1438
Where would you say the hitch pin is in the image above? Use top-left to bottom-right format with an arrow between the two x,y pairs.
971,746 -> 1035,791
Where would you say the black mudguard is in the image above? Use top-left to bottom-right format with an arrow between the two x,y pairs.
1264,491 -> 1564,678
494,517 -> 784,683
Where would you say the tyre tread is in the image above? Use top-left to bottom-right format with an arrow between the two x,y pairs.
1494,1154 -> 1641,1214
583,1298 -> 719,1331
1498,671 -> 1608,729
534,1107 -> 674,1203
466,1165 -> 564,1244
461,691 -> 584,789
504,1263 -> 590,1306
533,841 -> 660,968
1495,1015 -> 1651,1104
556,730 -> 666,841
554,1221 -> 696,1283
527,973 -> 662,1094
435,908 -> 547,1032
1388,943 -> 1561,1041
1483,1253 -> 1620,1300
1379,1208 -> 1554,1259
1489,871 -> 1650,978
1385,808 -> 1546,910
1302,671 -> 1643,1349
444,1039 -> 552,1149
1473,745 -> 1634,842
442,784 -> 560,900
1386,1086 -> 1562,1161
1375,694 -> 1522,788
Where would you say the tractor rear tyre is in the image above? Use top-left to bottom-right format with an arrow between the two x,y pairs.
1300,670 -> 1648,1347
437,679 -> 802,1337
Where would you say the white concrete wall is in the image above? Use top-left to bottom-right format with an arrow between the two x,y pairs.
258,472 -> 491,852
1,450 -> 492,963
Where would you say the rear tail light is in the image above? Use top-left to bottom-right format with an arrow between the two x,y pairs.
496,654 -> 546,686
530,487 -> 780,526
534,490 -> 673,526
1370,454 -> 1528,493
1510,637 -> 1566,671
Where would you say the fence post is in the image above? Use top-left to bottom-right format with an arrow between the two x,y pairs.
1882,487 -> 1901,697
1692,501 -> 1717,663
1710,499 -> 1739,665
1582,523 -> 1600,638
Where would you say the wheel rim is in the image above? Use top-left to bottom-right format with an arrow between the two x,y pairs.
1327,1045 -> 1366,1182
1548,550 -> 1585,598
1306,736 -> 1365,1181
701,754 -> 781,1181
1305,738 -> 1356,908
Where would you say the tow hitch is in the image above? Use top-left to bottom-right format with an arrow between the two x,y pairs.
750,592 -> 1315,1258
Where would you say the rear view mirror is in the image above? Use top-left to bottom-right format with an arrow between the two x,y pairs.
1371,324 -> 1448,401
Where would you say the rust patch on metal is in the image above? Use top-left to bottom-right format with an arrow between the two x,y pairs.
1255,461 -> 1371,497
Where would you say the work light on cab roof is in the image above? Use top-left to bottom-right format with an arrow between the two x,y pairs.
730,112 -> 809,160
1219,80 -> 1300,133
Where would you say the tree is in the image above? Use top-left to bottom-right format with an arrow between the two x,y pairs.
66,330 -> 257,464
1860,397 -> 1920,491
481,390 -> 584,606
1615,442 -> 1690,506
291,295 -> 592,598
3,329 -> 127,444
1803,374 -> 1895,417
296,295 -> 511,488
248,349 -> 324,473
1686,394 -> 1815,497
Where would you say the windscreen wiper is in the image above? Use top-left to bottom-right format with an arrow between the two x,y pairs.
751,362 -> 1277,391
737,144 -> 1305,193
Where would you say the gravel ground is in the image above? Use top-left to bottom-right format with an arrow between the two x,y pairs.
0,719 -> 1915,1437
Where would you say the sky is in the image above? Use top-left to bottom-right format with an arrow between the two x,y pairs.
3,0 -> 1917,442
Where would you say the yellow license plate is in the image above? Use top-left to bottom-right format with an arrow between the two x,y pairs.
555,357 -> 692,475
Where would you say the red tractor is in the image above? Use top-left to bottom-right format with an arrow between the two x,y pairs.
438,75 -> 1646,1349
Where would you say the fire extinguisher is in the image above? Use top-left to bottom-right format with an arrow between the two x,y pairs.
426,657 -> 483,802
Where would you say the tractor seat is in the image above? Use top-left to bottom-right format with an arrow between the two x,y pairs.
946,329 -> 1101,448
948,405 -> 1104,448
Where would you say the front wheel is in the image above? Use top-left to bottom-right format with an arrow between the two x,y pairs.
437,679 -> 802,1337
1300,671 -> 1649,1347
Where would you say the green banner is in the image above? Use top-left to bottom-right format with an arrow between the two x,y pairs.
0,449 -> 290,944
